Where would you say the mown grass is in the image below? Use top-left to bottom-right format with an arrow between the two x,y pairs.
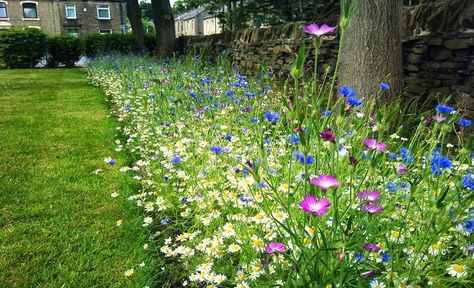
0,68 -> 157,287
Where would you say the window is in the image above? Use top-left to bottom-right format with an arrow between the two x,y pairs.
99,29 -> 111,34
23,2 -> 37,18
65,4 -> 76,19
0,2 -> 7,18
96,4 -> 110,19
67,28 -> 79,37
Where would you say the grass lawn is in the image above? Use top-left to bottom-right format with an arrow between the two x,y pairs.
0,68 -> 156,287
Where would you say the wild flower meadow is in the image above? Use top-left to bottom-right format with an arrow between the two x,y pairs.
85,17 -> 473,288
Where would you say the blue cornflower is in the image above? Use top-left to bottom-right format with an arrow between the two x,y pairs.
226,90 -> 234,97
399,147 -> 414,163
225,135 -> 233,141
347,97 -> 363,107
124,105 -> 132,112
264,138 -> 271,145
181,197 -> 188,203
264,111 -> 280,123
463,174 -> 474,190
245,92 -> 255,97
380,252 -> 392,262
189,91 -> 196,98
436,104 -> 455,114
294,151 -> 315,165
250,117 -> 259,123
380,82 -> 390,91
464,219 -> 474,234
388,152 -> 398,161
430,153 -> 452,176
339,86 -> 356,97
160,218 -> 170,225
288,134 -> 300,144
171,155 -> 181,165
321,110 -> 332,116
354,252 -> 365,263
210,146 -> 228,154
386,179 -> 411,193
459,118 -> 472,127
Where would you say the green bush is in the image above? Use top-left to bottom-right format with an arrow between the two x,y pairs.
81,33 -> 156,57
47,36 -> 82,67
0,28 -> 48,68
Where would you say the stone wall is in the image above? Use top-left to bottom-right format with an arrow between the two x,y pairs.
176,22 -> 474,115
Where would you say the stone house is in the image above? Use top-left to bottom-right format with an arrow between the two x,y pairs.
0,0 -> 127,36
175,6 -> 222,37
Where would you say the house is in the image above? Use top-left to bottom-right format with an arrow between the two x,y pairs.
174,6 -> 222,37
0,0 -> 127,36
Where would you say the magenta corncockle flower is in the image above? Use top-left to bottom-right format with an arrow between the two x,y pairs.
303,24 -> 336,37
265,242 -> 286,254
432,115 -> 446,122
357,190 -> 381,203
299,195 -> 331,216
363,243 -> 381,252
396,164 -> 409,174
321,128 -> 336,142
362,203 -> 384,214
310,174 -> 340,190
363,138 -> 386,152
361,270 -> 377,278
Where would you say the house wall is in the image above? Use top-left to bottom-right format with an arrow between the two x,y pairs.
0,0 -> 125,35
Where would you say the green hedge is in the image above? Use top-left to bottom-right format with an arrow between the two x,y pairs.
47,36 -> 82,67
82,33 -> 156,57
0,29 -> 157,69
0,28 -> 48,68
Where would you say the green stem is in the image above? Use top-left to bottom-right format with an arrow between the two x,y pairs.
327,28 -> 346,111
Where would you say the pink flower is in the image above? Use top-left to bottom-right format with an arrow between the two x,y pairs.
361,203 -> 384,214
396,164 -> 409,174
321,128 -> 336,142
310,174 -> 340,190
432,115 -> 446,122
362,243 -> 381,252
265,242 -> 286,254
303,24 -> 336,37
299,195 -> 331,216
357,190 -> 381,203
363,138 -> 386,152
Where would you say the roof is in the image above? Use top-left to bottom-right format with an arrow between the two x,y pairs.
174,6 -> 205,21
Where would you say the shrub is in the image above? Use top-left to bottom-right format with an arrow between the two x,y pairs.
81,33 -> 156,57
0,28 -> 48,68
47,36 -> 82,67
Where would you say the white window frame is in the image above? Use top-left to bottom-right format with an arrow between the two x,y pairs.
65,4 -> 76,19
0,1 -> 8,19
67,27 -> 79,37
98,29 -> 111,34
21,1 -> 38,20
96,4 -> 110,20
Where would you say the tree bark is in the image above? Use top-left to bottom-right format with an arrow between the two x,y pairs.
151,0 -> 175,58
126,0 -> 146,51
339,0 -> 403,97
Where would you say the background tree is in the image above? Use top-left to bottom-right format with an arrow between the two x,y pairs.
338,0 -> 403,97
126,0 -> 146,50
140,1 -> 154,20
151,0 -> 175,58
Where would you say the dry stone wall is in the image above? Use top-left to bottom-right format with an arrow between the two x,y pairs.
177,22 -> 473,115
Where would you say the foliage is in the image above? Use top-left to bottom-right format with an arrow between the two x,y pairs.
47,36 -> 82,67
140,0 -> 154,19
0,28 -> 48,68
81,33 -> 156,57
85,51 -> 473,288
172,0 -> 339,30
0,69 -> 157,287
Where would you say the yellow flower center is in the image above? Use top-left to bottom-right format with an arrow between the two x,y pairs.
453,264 -> 464,273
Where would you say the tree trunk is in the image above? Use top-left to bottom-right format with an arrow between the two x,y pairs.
151,0 -> 175,58
126,0 -> 146,51
339,0 -> 403,97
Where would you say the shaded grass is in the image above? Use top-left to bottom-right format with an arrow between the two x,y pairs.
0,68 -> 157,287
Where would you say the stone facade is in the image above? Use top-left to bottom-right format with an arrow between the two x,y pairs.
58,0 -> 127,36
0,0 -> 126,35
177,22 -> 474,115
